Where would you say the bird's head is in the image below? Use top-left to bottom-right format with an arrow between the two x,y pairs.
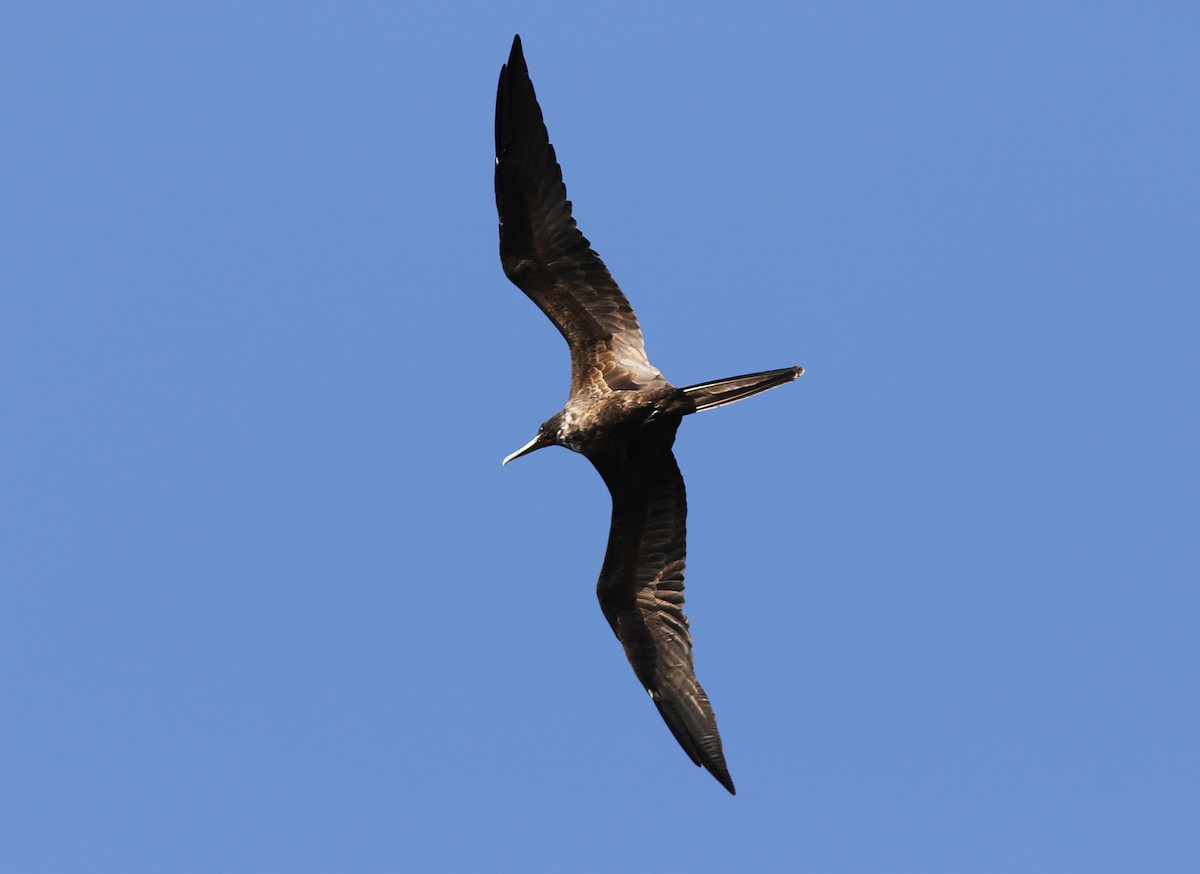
502,412 -> 564,466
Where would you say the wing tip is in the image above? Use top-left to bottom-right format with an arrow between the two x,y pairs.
703,748 -> 737,795
505,34 -> 527,81
716,769 -> 737,795
652,695 -> 737,795
496,35 -> 530,158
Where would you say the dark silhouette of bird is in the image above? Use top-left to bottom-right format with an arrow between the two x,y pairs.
495,34 -> 802,795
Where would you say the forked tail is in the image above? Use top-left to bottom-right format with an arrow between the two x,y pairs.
680,366 -> 804,412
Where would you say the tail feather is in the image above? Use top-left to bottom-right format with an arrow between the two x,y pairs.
681,366 -> 803,413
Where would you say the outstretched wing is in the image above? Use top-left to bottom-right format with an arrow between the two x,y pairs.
495,35 -> 666,397
588,441 -> 736,794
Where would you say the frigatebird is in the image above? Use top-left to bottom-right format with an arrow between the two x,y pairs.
496,35 -> 802,795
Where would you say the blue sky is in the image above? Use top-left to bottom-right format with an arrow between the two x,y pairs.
3,2 -> 1198,871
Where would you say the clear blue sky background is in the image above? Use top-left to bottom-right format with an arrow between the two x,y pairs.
4,2 -> 1197,871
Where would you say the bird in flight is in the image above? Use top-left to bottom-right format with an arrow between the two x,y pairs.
495,35 -> 802,795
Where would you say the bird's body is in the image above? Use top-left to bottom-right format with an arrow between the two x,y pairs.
557,388 -> 686,451
496,35 -> 802,795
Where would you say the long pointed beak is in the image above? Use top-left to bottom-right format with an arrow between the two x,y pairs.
502,432 -> 552,466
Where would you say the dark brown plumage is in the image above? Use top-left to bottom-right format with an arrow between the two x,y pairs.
496,35 -> 802,795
